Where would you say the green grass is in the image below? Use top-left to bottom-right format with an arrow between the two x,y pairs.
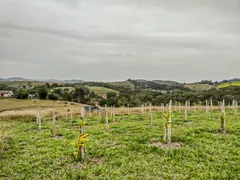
231,81 -> 240,86
86,86 -> 118,95
218,83 -> 231,89
1,110 -> 240,179
218,81 -> 240,89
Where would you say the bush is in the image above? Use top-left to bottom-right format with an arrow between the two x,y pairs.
14,90 -> 29,99
48,93 -> 58,100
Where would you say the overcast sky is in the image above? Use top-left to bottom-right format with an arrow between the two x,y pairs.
0,0 -> 239,82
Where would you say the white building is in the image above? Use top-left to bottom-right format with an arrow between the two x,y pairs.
0,90 -> 13,97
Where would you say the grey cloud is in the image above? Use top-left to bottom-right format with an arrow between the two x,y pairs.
0,0 -> 239,82
0,23 -> 87,41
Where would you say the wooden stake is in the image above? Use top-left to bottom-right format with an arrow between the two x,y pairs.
89,106 -> 92,117
163,121 -> 167,141
149,103 -> 152,126
236,101 -> 238,114
105,109 -> 109,129
79,107 -> 86,160
206,100 -> 208,113
113,105 -> 116,122
184,101 -> 187,121
168,100 -> 172,144
52,113 -> 56,137
36,109 -> 39,125
221,100 -> 226,134
162,103 -> 165,113
71,109 -> 73,119
188,101 -> 191,113
233,99 -> 237,116
98,109 -> 101,120
38,110 -> 41,131
210,98 -> 213,119
66,107 -> 68,121
81,107 -> 86,122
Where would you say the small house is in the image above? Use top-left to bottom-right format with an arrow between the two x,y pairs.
0,90 -> 13,97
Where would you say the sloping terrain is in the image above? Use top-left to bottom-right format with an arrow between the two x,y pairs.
153,80 -> 180,86
0,99 -> 82,112
184,84 -> 215,91
107,81 -> 135,91
86,86 -> 118,95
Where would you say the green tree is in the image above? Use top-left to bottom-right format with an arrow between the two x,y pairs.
45,83 -> 51,89
38,86 -> 48,99
73,88 -> 86,103
48,93 -> 58,100
14,90 -> 29,99
27,82 -> 32,89
107,92 -> 117,99
51,83 -> 59,88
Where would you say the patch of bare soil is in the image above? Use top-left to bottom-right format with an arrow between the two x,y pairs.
152,142 -> 181,149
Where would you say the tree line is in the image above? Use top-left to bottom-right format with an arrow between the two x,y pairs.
0,81 -> 239,107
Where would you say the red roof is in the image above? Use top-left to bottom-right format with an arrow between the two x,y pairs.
0,91 -> 11,94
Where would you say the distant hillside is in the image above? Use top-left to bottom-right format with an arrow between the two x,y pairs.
0,77 -> 31,82
107,81 -> 135,91
135,79 -> 148,83
218,81 -> 240,89
129,79 -> 187,91
184,84 -> 215,91
64,79 -> 83,84
153,80 -> 180,86
86,86 -> 118,95
218,78 -> 240,84
0,77 -> 83,84
1,77 -> 239,92
0,81 -> 47,88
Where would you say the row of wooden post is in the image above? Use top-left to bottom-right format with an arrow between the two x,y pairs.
37,99 -> 238,135
34,98 -> 238,160
37,99 -> 238,126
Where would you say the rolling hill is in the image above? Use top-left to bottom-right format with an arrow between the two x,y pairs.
86,86 -> 118,95
184,84 -> 215,91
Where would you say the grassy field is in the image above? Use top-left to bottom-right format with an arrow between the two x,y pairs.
0,98 -> 82,112
1,109 -> 240,179
218,81 -> 240,89
184,84 -> 215,91
0,81 -> 48,88
86,86 -> 118,95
